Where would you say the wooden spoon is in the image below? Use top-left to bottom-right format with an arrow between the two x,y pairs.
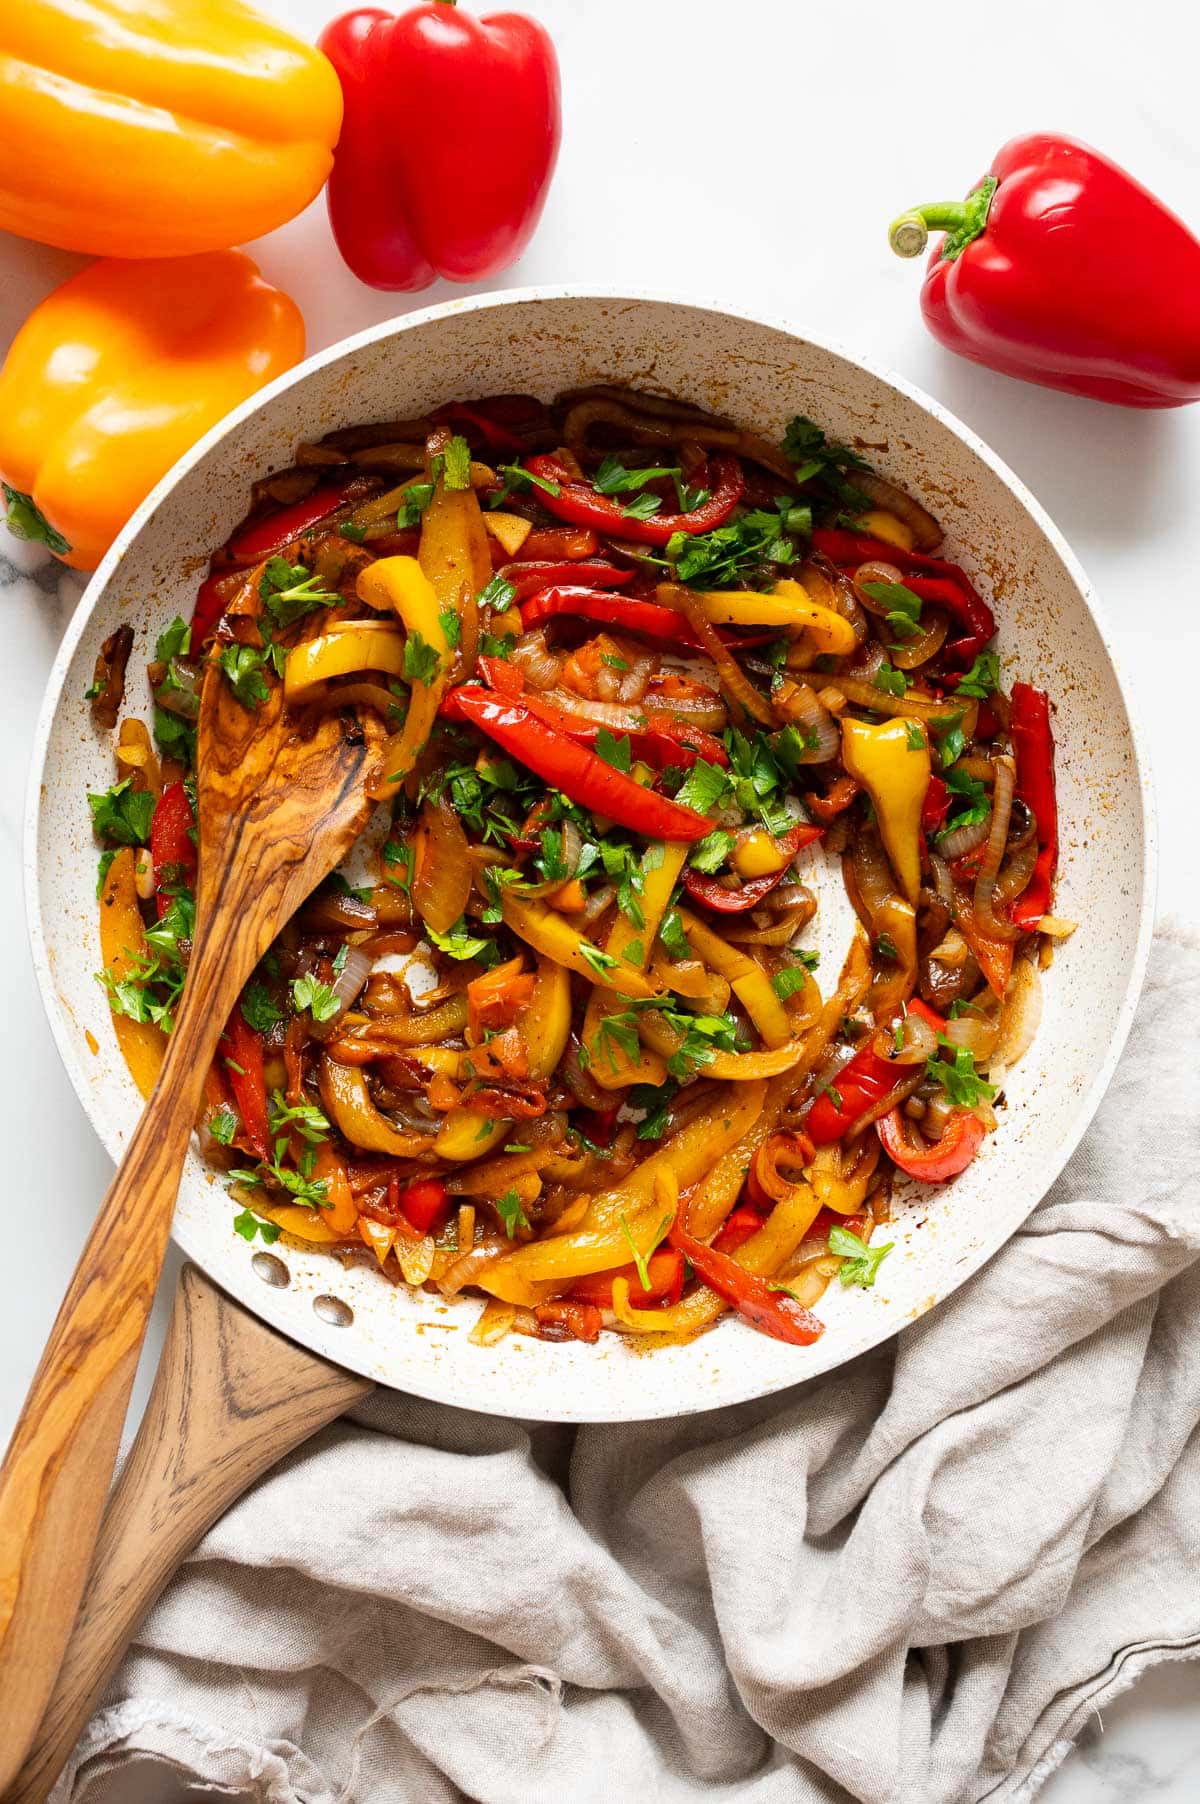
0,664 -> 384,1789
8,1264 -> 372,1804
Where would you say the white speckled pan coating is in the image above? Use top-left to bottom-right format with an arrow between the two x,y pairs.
25,291 -> 1155,1423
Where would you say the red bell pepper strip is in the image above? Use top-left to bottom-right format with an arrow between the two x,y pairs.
877,1106 -> 986,1182
921,773 -> 951,834
149,780 -> 197,918
807,998 -> 944,1145
397,1176 -> 450,1236
889,134 -> 1200,408
501,559 -> 633,603
192,569 -> 243,643
712,1207 -> 763,1253
668,1221 -> 823,1346
683,821 -> 824,913
320,4 -> 560,292
443,684 -> 712,842
1008,683 -> 1058,930
474,660 -> 728,773
571,1248 -> 686,1310
226,481 -> 361,565
219,1009 -> 271,1162
433,400 -> 524,453
521,585 -> 708,646
524,452 -> 745,547
811,528 -> 996,665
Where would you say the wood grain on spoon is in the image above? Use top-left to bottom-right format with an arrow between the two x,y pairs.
0,661 -> 384,1789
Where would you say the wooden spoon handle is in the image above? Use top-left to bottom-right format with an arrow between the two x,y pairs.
8,1264 -> 371,1804
0,940 -> 243,1791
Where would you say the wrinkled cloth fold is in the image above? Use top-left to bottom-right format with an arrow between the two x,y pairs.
54,925 -> 1200,1804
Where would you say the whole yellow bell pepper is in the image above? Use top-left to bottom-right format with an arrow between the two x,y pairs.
841,716 -> 931,904
0,251 -> 304,570
0,0 -> 342,258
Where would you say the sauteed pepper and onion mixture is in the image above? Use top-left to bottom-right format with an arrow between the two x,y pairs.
89,387 -> 1072,1350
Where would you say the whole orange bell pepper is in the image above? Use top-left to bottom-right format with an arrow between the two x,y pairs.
0,0 -> 342,258
0,252 -> 305,570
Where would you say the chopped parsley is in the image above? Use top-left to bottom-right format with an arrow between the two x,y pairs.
269,1091 -> 330,1143
579,941 -> 618,979
905,721 -> 927,751
88,778 -> 155,847
439,606 -> 463,648
873,663 -> 910,697
214,643 -> 271,709
620,1210 -> 673,1289
443,435 -> 472,491
491,461 -> 562,505
232,1207 -> 282,1244
629,1078 -> 678,1140
673,757 -> 730,817
593,456 -> 680,496
927,1040 -> 996,1108
427,918 -> 495,962
399,482 -> 435,529
403,631 -> 440,687
594,728 -> 632,773
259,556 -> 340,630
210,1105 -> 240,1146
860,580 -> 923,644
494,1187 -> 529,1239
658,909 -> 691,961
155,616 -> 192,663
230,1149 -> 329,1212
290,973 -> 341,1023
955,650 -> 1000,700
829,1224 -> 892,1288
478,573 -> 517,613
932,713 -> 967,767
666,505 -> 798,589
781,417 -> 871,508
241,981 -> 284,1032
688,828 -> 736,874
939,765 -> 990,838
771,955 -> 818,1000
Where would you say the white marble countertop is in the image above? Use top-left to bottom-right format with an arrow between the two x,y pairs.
1,0 -> 1196,1794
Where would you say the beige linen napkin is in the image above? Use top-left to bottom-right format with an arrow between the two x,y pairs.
52,924 -> 1200,1804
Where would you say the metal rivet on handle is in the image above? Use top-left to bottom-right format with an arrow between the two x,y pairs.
251,1251 -> 289,1289
313,1293 -> 353,1327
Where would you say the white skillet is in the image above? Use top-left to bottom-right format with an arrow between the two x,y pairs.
25,290 -> 1155,1424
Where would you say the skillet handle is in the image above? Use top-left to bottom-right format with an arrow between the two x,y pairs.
8,1263 -> 372,1804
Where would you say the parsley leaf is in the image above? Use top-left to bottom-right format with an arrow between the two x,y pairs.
689,828 -> 736,874
620,1210 -> 674,1289
594,728 -> 633,773
427,918 -> 494,962
781,418 -> 871,507
493,462 -> 561,501
215,643 -> 270,708
494,1187 -> 529,1239
860,581 -> 924,644
88,778 -> 155,847
593,456 -> 680,495
579,941 -> 618,979
291,973 -> 341,1023
230,1156 -> 330,1211
241,981 -> 284,1032
399,482 -> 434,529
933,713 -> 967,767
232,1206 -> 282,1244
905,721 -> 926,751
955,651 -> 1000,700
673,757 -> 731,816
667,507 -> 797,589
439,606 -> 462,648
658,909 -> 691,961
153,703 -> 196,767
269,1090 -> 330,1143
939,765 -> 991,838
155,616 -> 192,664
771,955 -> 818,1000
404,631 -> 440,687
629,1078 -> 678,1140
620,492 -> 664,522
478,574 -> 517,613
828,1225 -> 892,1288
443,436 -> 472,491
259,556 -> 340,630
927,1040 -> 996,1108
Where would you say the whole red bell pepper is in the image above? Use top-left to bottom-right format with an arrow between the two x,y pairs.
807,998 -> 944,1145
668,1221 -> 823,1346
811,527 -> 995,665
149,780 -> 198,917
443,683 -> 712,841
227,480 -> 362,564
1008,683 -> 1058,930
524,453 -> 745,548
219,1010 -> 271,1162
320,2 -> 561,292
877,1106 -> 986,1183
889,133 -> 1200,408
682,821 -> 824,913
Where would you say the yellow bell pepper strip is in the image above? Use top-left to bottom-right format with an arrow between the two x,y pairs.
283,623 -> 406,702
659,577 -> 857,654
852,510 -> 915,551
676,908 -> 794,1048
0,251 -> 304,570
0,0 -> 342,258
581,842 -> 687,1086
435,955 -> 569,1161
419,461 -> 493,610
866,895 -> 918,1020
840,716 -> 931,905
357,556 -> 451,798
318,1054 -> 434,1156
637,1012 -> 803,1080
98,847 -> 166,1098
476,1082 -> 765,1296
499,893 -> 663,1001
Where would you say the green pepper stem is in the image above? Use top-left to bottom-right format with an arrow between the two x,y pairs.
888,203 -> 969,259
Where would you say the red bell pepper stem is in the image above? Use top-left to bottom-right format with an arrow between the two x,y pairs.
149,779 -> 197,917
227,481 -> 360,564
877,1107 -> 986,1182
682,821 -> 824,913
668,1222 -> 823,1346
525,453 -> 746,547
889,134 -> 1200,408
500,559 -> 633,603
806,998 -> 945,1145
1008,682 -> 1058,929
398,1176 -> 450,1236
443,685 -> 712,842
219,1010 -> 271,1161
